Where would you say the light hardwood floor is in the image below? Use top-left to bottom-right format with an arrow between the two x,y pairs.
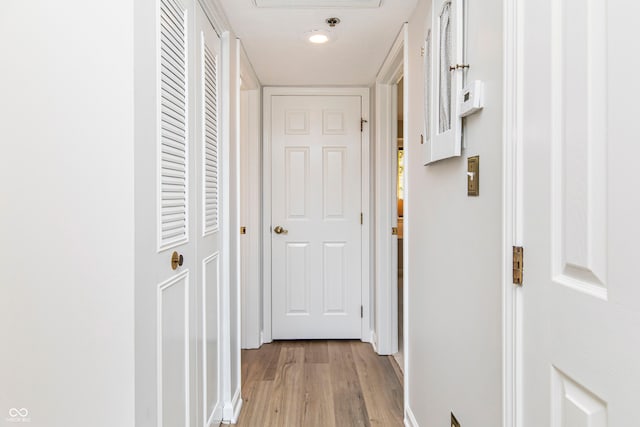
234,340 -> 404,427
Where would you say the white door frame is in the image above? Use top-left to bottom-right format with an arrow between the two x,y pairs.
502,0 -> 523,426
239,44 -> 262,350
261,86 -> 372,344
374,25 -> 407,357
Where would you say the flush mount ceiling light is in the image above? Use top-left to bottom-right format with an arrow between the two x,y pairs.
304,30 -> 330,44
309,32 -> 330,44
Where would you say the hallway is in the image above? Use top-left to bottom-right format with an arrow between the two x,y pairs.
235,341 -> 403,426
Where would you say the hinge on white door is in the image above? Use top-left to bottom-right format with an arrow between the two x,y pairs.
513,246 -> 524,286
361,118 -> 368,132
361,305 -> 363,318
360,213 -> 363,225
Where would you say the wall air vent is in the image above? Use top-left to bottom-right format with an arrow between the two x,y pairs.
253,0 -> 381,8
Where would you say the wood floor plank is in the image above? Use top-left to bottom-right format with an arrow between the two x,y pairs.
241,344 -> 280,405
351,342 -> 404,426
388,355 -> 404,387
241,350 -> 264,388
262,346 -> 305,426
278,346 -> 306,426
303,340 -> 329,364
235,380 -> 274,426
301,363 -> 335,427
234,340 -> 402,427
328,341 -> 370,427
262,343 -> 283,381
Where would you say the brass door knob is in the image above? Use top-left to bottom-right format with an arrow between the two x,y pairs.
273,226 -> 288,235
171,251 -> 184,270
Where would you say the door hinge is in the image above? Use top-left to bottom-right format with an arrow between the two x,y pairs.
513,246 -> 524,286
360,305 -> 363,318
360,212 -> 363,225
240,226 -> 247,235
392,227 -> 398,235
361,118 -> 368,132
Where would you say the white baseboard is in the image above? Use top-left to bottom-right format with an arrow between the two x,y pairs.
231,387 -> 243,423
222,387 -> 243,424
206,403 -> 223,426
260,330 -> 272,345
370,330 -> 378,352
405,406 -> 419,427
392,351 -> 404,373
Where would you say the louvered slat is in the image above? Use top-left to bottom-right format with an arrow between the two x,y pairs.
203,44 -> 219,234
159,0 -> 188,248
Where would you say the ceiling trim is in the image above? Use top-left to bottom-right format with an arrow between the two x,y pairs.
199,0 -> 234,35
253,0 -> 381,8
376,24 -> 407,83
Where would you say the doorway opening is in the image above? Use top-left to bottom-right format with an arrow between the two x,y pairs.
394,77 -> 405,372
261,87 -> 372,343
373,24 -> 407,367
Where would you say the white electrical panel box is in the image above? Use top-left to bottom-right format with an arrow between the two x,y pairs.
459,80 -> 484,117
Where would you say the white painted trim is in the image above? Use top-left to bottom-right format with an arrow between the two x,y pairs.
400,26 -> 411,426
219,30 -> 233,426
254,0 -> 381,7
218,30 -> 245,427
156,270 -> 191,427
373,25 -> 407,356
239,44 -> 263,349
222,386 -> 243,424
197,0 -> 233,36
239,41 -> 261,90
262,86 -> 371,343
502,0 -> 523,426
202,252 -> 222,426
377,25 -> 407,83
361,87 -> 372,344
232,388 -> 243,423
404,406 -> 419,427
370,330 -> 379,353
261,88 -> 273,343
240,89 -> 263,349
232,38 -> 243,426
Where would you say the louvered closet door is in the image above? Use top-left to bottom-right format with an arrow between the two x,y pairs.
194,3 -> 223,426
137,0 -> 223,425
155,0 -> 199,426
138,0 -> 198,425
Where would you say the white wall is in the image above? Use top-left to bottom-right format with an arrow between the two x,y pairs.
405,0 -> 504,425
0,1 -> 135,427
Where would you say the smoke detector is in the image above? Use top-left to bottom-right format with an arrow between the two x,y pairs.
326,17 -> 341,27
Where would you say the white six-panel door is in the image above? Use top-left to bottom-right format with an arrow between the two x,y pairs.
521,0 -> 640,425
271,95 -> 363,339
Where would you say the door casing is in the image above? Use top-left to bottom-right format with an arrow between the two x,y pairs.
239,47 -> 262,350
502,0 -> 523,425
374,24 -> 408,358
261,87 -> 372,344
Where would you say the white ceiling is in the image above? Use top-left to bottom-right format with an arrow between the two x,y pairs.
218,0 -> 418,86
